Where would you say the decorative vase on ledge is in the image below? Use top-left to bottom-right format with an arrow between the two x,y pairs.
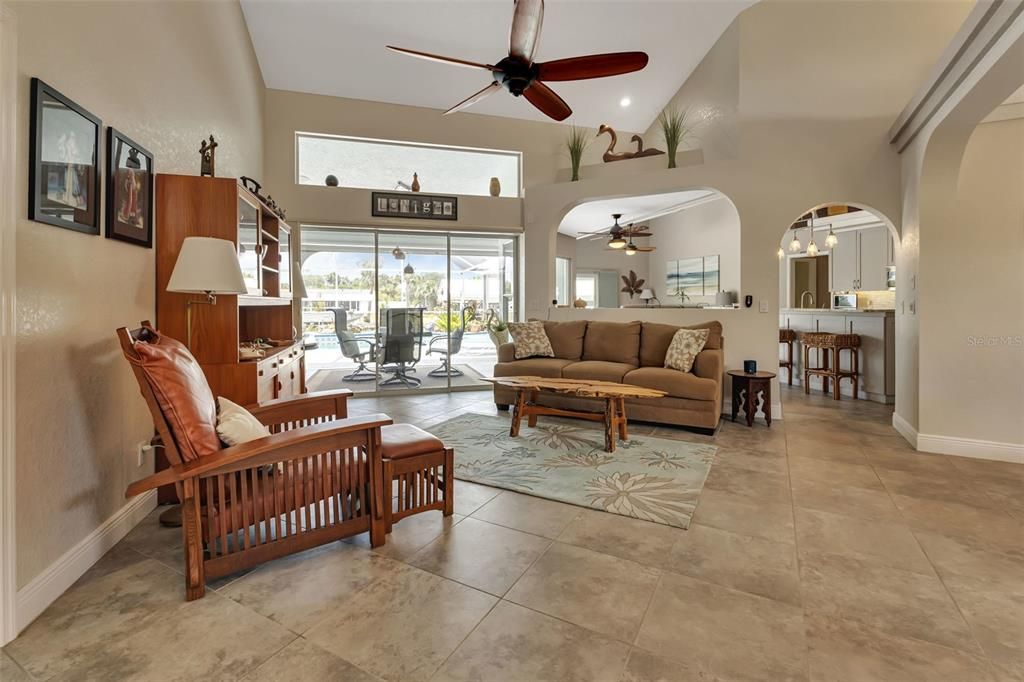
489,177 -> 501,197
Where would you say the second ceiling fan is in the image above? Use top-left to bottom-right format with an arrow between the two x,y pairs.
604,213 -> 656,255
386,0 -> 649,121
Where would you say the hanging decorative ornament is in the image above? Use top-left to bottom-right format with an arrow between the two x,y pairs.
403,263 -> 414,275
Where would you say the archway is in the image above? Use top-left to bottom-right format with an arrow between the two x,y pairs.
775,203 -> 898,404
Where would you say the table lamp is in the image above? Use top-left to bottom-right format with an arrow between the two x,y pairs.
639,288 -> 657,306
167,237 -> 247,349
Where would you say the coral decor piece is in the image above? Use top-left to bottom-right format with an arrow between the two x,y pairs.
621,270 -> 645,298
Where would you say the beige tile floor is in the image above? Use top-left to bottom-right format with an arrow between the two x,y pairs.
3,386 -> 1022,681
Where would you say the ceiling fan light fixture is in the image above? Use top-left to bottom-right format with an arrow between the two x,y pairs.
608,237 -> 627,249
619,96 -> 631,107
624,242 -> 638,256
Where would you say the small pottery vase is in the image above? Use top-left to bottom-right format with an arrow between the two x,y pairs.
325,175 -> 339,187
411,173 -> 420,192
573,297 -> 587,309
489,177 -> 501,197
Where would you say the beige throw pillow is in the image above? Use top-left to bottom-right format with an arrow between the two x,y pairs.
664,328 -> 709,373
507,320 -> 555,359
216,397 -> 270,446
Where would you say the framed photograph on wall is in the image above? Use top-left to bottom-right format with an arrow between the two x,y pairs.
29,78 -> 102,234
106,127 -> 153,247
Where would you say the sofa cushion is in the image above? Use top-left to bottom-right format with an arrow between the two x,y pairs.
507,320 -> 554,359
624,367 -> 718,401
131,329 -> 220,462
665,328 -> 709,373
494,358 -> 575,378
582,321 -> 641,365
640,321 -> 723,366
563,360 -> 636,383
543,320 -> 588,360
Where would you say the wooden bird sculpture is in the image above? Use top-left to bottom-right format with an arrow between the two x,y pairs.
597,124 -> 664,162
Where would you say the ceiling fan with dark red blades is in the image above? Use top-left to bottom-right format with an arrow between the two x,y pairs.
386,0 -> 649,121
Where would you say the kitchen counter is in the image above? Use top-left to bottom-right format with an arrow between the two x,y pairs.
780,310 -> 895,403
780,308 -> 894,315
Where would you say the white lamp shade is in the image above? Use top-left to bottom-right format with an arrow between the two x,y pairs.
639,288 -> 655,300
167,237 -> 247,295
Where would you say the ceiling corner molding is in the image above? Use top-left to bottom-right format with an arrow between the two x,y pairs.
888,0 -> 1024,153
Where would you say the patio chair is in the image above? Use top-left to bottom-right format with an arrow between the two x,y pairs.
426,305 -> 475,378
379,307 -> 423,388
118,321 -> 391,601
331,308 -> 377,382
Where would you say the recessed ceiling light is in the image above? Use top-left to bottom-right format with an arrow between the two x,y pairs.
619,97 -> 631,108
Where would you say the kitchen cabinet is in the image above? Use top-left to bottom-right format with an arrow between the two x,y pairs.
829,226 -> 890,292
830,231 -> 859,292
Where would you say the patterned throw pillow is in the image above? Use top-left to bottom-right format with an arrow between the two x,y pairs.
664,328 -> 710,373
507,320 -> 555,359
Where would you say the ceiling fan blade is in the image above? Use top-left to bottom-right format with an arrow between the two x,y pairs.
635,246 -> 657,252
509,0 -> 544,63
523,81 -> 571,121
386,46 -> 499,72
537,52 -> 649,81
444,81 -> 502,115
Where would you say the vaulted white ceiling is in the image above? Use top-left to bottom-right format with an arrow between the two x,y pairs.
240,0 -> 754,131
559,189 -> 718,238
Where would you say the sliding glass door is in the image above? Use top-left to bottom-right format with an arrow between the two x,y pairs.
299,226 -> 517,394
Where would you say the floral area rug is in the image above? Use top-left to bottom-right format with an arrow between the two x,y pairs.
429,412 -> 717,529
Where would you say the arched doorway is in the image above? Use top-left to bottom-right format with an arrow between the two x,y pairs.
776,203 -> 898,404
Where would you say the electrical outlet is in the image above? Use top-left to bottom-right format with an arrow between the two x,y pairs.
758,300 -> 769,313
137,441 -> 152,468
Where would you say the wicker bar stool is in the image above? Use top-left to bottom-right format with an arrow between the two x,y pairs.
802,332 -> 861,400
779,328 -> 797,386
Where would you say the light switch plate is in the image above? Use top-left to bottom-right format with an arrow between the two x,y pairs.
758,300 -> 769,313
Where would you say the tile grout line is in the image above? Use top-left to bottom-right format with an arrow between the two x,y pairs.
782,418 -> 814,682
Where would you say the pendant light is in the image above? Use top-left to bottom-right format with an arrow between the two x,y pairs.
607,213 -> 627,249
805,215 -> 819,257
403,263 -> 414,275
788,227 -> 802,252
824,223 -> 838,248
392,246 -> 406,260
777,246 -> 785,259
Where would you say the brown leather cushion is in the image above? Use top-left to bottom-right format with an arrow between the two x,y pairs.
562,360 -> 637,383
582,321 -> 641,365
132,329 -> 220,462
494,357 -> 574,378
639,321 -> 723,366
380,424 -> 445,460
543,320 -> 588,360
624,367 -> 718,401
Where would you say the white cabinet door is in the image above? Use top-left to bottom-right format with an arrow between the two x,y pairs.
830,231 -> 858,292
858,226 -> 888,291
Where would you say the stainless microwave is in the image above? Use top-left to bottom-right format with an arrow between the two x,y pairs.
833,293 -> 857,310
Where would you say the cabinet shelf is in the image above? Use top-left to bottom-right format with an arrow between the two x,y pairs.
261,265 -> 279,273
260,229 -> 278,243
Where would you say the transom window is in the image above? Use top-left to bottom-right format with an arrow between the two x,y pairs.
296,133 -> 522,198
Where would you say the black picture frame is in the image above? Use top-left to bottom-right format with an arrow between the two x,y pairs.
28,78 -> 102,235
371,191 -> 458,221
105,127 -> 154,248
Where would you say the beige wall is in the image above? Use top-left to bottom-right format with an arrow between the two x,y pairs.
573,237 -> 651,308
524,0 -> 970,415
263,88 -> 632,225
13,0 -> 264,588
918,118 -> 1024,445
648,196 -> 741,306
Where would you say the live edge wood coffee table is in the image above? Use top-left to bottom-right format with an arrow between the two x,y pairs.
485,376 -> 666,452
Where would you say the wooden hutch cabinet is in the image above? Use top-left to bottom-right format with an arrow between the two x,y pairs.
156,174 -> 304,406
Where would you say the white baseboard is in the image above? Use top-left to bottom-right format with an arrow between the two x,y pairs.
15,490 -> 156,633
892,412 -> 919,449
722,399 -> 783,421
916,433 -> 1024,464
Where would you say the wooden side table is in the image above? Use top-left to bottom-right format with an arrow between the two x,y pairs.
728,370 -> 776,427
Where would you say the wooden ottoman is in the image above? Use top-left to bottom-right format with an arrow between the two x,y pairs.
380,424 -> 454,532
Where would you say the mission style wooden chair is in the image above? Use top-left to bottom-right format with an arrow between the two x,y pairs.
118,322 -> 392,601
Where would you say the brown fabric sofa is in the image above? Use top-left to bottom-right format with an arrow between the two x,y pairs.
493,320 -> 724,432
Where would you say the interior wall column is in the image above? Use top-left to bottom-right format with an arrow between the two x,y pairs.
0,0 -> 18,647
